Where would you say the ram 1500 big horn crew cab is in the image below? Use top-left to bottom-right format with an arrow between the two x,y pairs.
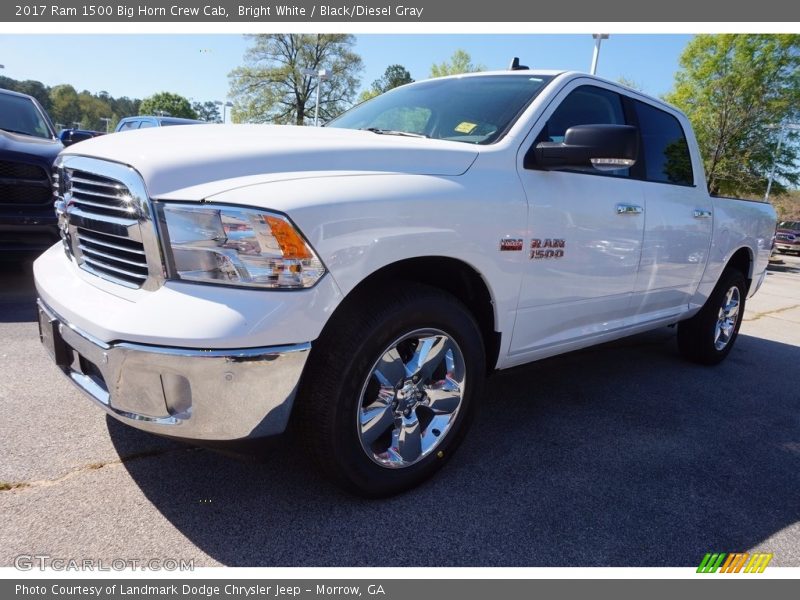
35,71 -> 776,496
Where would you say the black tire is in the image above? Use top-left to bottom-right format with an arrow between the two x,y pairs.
677,268 -> 747,365
294,282 -> 485,497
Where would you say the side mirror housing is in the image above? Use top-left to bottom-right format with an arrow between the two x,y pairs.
59,129 -> 99,147
526,124 -> 639,171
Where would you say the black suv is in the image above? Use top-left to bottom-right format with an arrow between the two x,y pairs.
0,88 -> 62,256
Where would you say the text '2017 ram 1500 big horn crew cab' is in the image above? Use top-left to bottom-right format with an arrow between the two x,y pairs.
35,70 -> 777,496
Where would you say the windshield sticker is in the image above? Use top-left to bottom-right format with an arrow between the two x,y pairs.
454,121 -> 478,134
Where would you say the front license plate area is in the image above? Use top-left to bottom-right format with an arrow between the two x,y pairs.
38,307 -> 70,368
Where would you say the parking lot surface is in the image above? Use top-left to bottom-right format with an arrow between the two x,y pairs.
1,254 -> 799,567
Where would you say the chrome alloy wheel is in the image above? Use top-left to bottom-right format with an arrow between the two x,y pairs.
357,329 -> 466,469
714,286 -> 741,351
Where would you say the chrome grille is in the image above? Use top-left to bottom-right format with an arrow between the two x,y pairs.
55,156 -> 163,290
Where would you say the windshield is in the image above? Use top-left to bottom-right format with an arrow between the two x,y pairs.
0,93 -> 54,139
327,74 -> 553,145
778,221 -> 800,231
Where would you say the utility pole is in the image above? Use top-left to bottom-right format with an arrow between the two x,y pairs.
301,68 -> 330,126
590,34 -> 609,75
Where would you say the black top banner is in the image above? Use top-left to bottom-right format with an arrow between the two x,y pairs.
4,0 -> 800,22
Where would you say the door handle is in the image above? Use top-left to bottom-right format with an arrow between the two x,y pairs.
694,209 -> 712,219
616,204 -> 643,215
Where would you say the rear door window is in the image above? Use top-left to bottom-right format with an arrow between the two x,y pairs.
634,101 -> 694,186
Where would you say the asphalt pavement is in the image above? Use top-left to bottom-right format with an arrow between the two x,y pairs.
1,254 -> 798,567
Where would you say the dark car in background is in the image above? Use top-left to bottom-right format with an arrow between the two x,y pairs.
115,115 -> 205,132
0,88 -> 62,256
775,220 -> 800,255
59,128 -> 105,147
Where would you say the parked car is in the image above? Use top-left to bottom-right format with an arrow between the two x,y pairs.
59,128 -> 105,147
0,88 -> 62,256
774,220 -> 800,255
115,115 -> 205,132
36,69 -> 776,496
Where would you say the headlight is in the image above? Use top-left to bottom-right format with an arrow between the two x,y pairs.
158,203 -> 325,289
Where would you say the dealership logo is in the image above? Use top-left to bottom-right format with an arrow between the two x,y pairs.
697,552 -> 773,573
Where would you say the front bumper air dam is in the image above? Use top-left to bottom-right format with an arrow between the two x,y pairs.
37,299 -> 311,441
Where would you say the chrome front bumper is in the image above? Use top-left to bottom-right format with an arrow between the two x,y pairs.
37,299 -> 311,441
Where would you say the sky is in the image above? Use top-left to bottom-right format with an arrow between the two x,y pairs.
0,34 -> 693,108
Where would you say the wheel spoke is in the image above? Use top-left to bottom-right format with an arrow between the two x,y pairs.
373,348 -> 405,388
360,401 -> 395,446
420,414 -> 452,453
393,415 -> 422,463
405,335 -> 450,381
424,383 -> 461,414
726,300 -> 739,319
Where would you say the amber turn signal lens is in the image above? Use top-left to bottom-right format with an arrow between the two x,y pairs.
264,215 -> 313,259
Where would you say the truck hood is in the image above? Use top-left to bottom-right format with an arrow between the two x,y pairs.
62,124 -> 479,198
0,128 -> 62,162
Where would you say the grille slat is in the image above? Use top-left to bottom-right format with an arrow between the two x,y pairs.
78,244 -> 150,269
70,176 -> 125,191
72,196 -> 138,216
82,255 -> 149,282
74,187 -> 131,201
77,231 -> 146,255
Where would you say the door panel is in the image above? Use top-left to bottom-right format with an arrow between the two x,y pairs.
629,100 -> 713,319
511,170 -> 646,353
510,82 -> 645,356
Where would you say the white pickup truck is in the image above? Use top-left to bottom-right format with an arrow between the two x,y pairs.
35,70 -> 776,496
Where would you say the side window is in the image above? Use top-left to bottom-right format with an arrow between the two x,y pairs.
137,120 -> 155,129
538,85 -> 629,177
634,101 -> 694,186
117,120 -> 137,132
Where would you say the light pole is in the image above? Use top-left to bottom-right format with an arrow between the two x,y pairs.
764,123 -> 800,202
214,100 -> 233,123
590,34 -> 609,75
100,117 -> 111,133
73,122 -> 82,130
301,68 -> 329,126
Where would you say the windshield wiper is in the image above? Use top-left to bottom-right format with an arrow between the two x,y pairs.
1,127 -> 39,137
360,127 -> 429,139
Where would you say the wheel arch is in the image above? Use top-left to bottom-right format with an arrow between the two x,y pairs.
324,256 -> 501,373
725,246 -> 754,292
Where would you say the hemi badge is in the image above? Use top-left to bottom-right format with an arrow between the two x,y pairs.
500,238 -> 524,251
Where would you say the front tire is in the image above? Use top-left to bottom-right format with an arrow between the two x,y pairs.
677,268 -> 747,365
295,283 -> 485,497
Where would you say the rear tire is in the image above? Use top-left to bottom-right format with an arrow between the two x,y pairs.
677,268 -> 747,365
295,283 -> 485,497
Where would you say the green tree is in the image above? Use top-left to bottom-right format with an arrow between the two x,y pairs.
228,34 -> 363,125
49,85 -> 82,128
430,49 -> 485,78
76,92 -> 113,131
139,92 -> 198,119
665,34 -> 800,197
359,64 -> 414,102
109,96 -> 140,120
192,101 -> 222,123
